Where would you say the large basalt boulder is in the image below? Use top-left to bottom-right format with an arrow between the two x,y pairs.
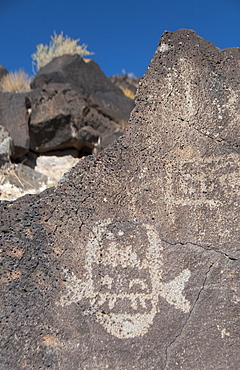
0,58 -> 133,160
29,84 -> 123,154
31,55 -> 135,124
31,55 -> 116,93
0,91 -> 30,158
29,57 -> 133,154
29,84 -> 89,153
0,29 -> 240,369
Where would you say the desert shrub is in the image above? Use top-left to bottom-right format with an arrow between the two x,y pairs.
0,70 -> 31,92
32,31 -> 94,72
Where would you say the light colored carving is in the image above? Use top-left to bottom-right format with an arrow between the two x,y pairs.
59,220 -> 191,338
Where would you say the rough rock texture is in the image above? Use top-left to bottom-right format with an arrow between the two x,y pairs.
0,91 -> 30,158
31,55 -> 134,124
0,58 -> 135,200
0,57 -> 134,160
1,29 -> 240,369
29,83 -> 123,154
0,125 -> 14,166
31,54 -> 116,91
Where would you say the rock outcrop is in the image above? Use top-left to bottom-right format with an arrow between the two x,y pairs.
0,57 -> 136,200
0,56 -> 134,159
0,29 -> 239,369
30,55 -> 134,153
28,83 -> 123,154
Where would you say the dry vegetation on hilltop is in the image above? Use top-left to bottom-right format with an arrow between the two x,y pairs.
31,31 -> 94,72
0,70 -> 31,93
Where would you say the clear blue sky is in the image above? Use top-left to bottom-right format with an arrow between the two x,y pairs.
1,0 -> 240,78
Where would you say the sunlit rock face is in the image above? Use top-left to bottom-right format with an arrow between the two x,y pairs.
0,29 -> 239,369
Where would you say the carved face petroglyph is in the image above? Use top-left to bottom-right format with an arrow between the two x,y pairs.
59,219 -> 191,338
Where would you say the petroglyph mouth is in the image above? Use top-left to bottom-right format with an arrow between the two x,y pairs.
59,219 -> 191,338
96,311 -> 158,338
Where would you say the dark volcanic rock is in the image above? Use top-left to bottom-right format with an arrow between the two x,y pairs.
31,55 -> 115,93
29,84 -> 123,153
0,91 -> 30,158
1,29 -> 240,369
0,65 -> 8,81
29,84 -> 89,153
31,55 -> 134,123
29,56 -> 134,154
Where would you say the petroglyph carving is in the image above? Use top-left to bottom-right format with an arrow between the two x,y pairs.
59,219 -> 191,338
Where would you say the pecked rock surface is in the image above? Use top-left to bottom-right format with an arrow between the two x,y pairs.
0,29 -> 240,369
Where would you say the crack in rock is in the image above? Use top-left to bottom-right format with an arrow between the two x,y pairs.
163,261 -> 215,370
161,237 -> 238,261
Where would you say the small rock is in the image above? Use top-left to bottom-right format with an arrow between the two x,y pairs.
0,125 -> 14,166
0,163 -> 50,201
0,91 -> 30,158
35,154 -> 80,185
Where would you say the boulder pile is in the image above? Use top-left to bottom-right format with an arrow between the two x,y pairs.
0,56 -> 136,200
0,29 -> 239,369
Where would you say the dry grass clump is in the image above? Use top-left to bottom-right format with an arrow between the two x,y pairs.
32,31 -> 94,72
0,70 -> 31,93
119,86 -> 135,100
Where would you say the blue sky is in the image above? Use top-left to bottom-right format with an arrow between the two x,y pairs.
1,0 -> 240,78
